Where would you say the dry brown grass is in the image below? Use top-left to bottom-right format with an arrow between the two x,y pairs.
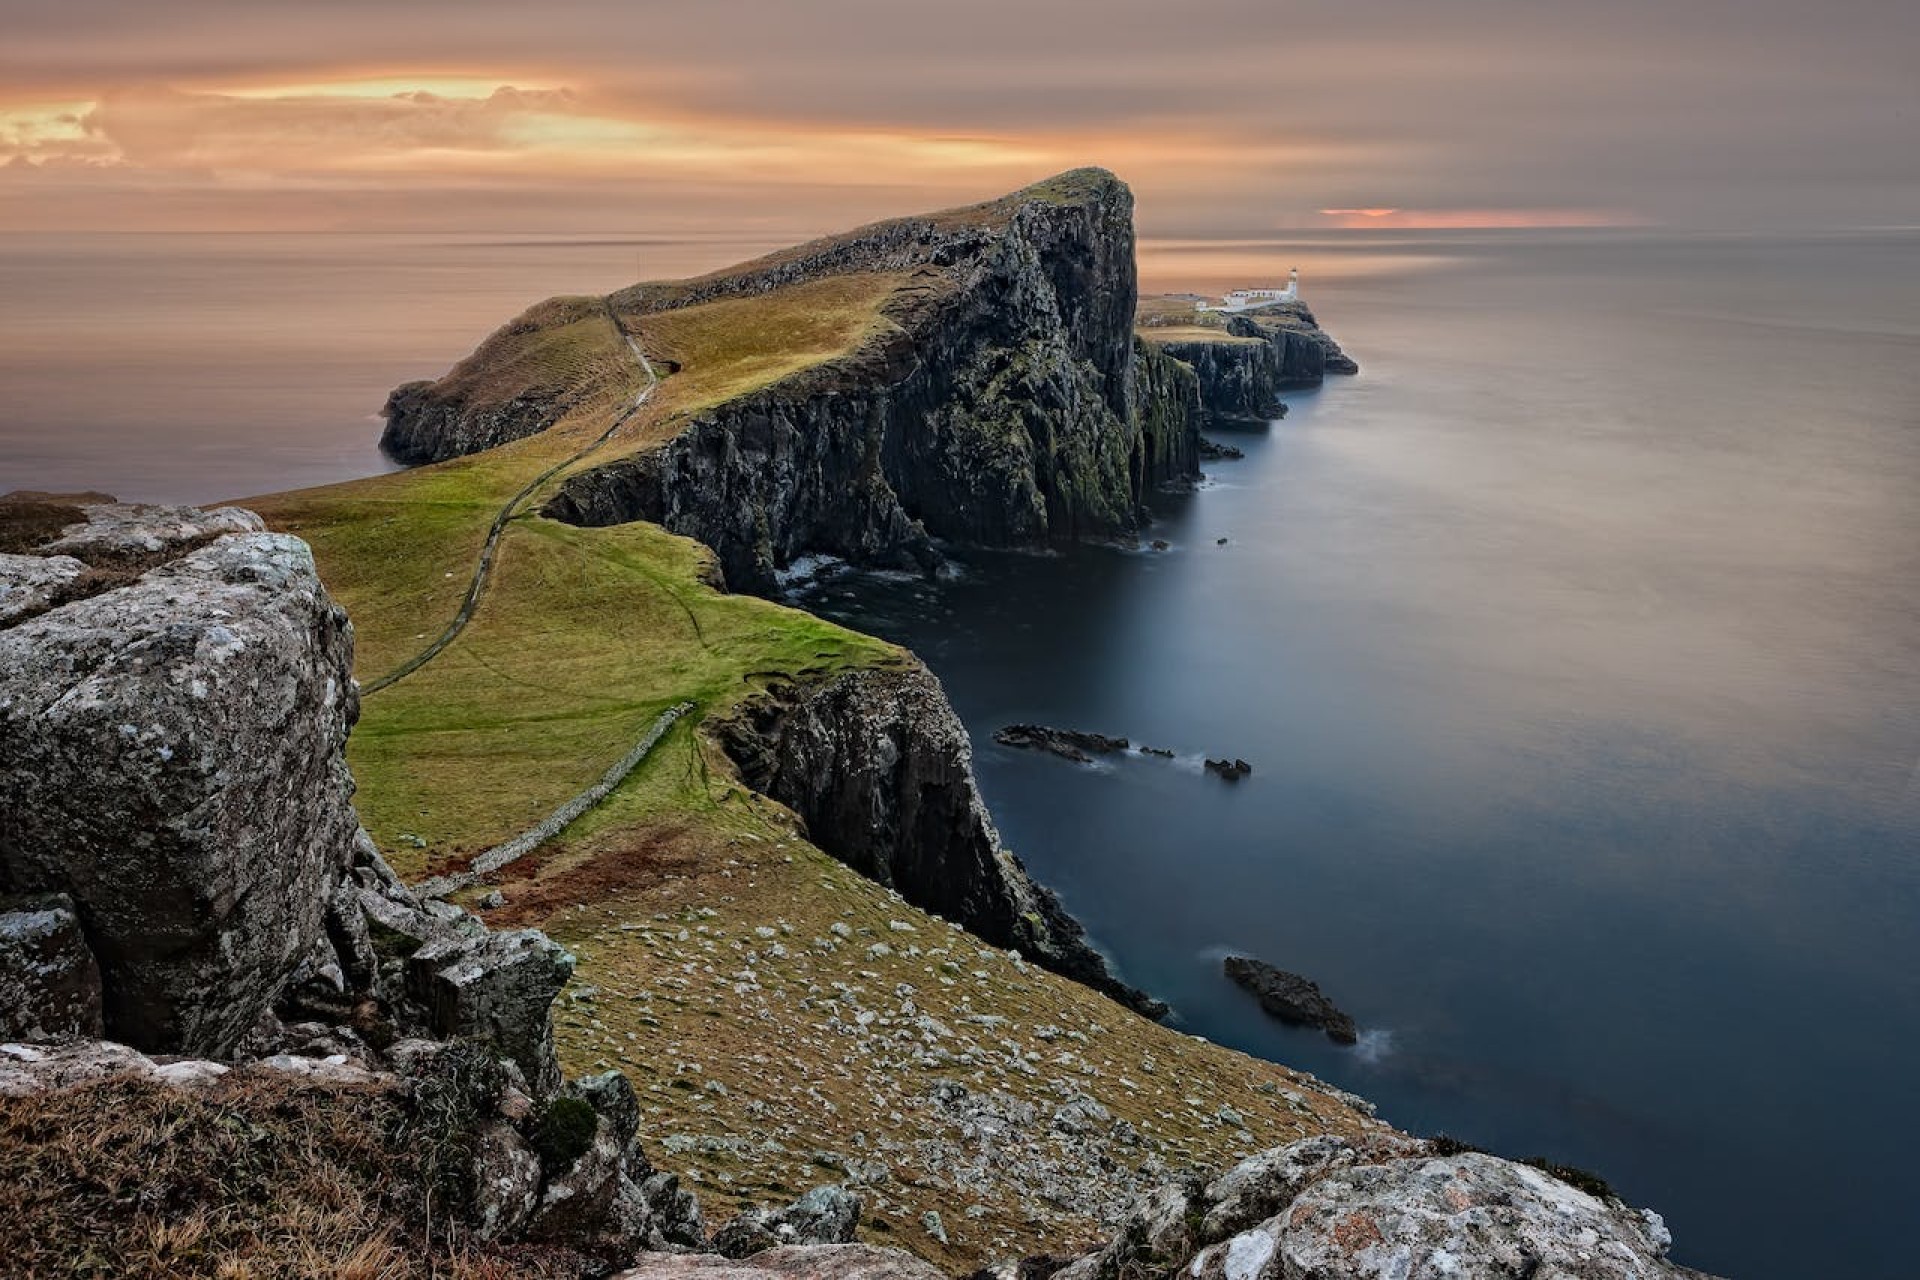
0,1071 -> 585,1279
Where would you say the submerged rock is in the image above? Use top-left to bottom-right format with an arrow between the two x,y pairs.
1223,956 -> 1358,1045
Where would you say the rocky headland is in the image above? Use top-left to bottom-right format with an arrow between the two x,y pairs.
1136,295 -> 1358,426
0,174 -> 1722,1277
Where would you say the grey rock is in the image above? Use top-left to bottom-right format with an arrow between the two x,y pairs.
1199,1135 -> 1356,1240
572,1068 -> 642,1146
407,927 -> 573,1096
528,1116 -> 625,1243
713,1208 -> 784,1259
1223,956 -> 1357,1045
613,1244 -> 946,1280
639,1169 -> 710,1251
1276,1152 -> 1691,1279
471,1119 -> 543,1241
716,1185 -> 863,1259
781,1185 -> 863,1245
0,520 -> 358,1057
40,502 -> 265,562
0,893 -> 103,1042
0,1039 -> 156,1095
0,553 -> 87,625
1066,1139 -> 1712,1280
718,663 -> 1164,1018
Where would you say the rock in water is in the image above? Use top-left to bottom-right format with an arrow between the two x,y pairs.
994,723 -> 1131,763
0,503 -> 359,1057
1222,956 -> 1358,1045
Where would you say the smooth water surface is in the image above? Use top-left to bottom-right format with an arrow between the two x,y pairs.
3,227 -> 1916,1278
802,231 -> 1920,1280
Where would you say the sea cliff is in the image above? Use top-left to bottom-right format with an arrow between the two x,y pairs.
386,171 -> 1200,595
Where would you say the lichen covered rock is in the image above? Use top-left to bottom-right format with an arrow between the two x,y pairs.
1055,1137 -> 1716,1280
0,894 -> 103,1043
0,511 -> 359,1057
615,1244 -> 946,1280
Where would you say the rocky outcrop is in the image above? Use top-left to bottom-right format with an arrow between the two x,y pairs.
994,723 -> 1131,763
616,1245 -> 947,1280
1224,956 -> 1357,1045
0,503 -> 359,1057
1150,336 -> 1286,424
1140,296 -> 1356,428
379,295 -> 624,464
1048,1136 -> 1715,1280
714,1186 -> 864,1258
716,661 -> 1165,1018
1225,303 -> 1360,385
386,171 -> 1201,595
0,894 -> 103,1042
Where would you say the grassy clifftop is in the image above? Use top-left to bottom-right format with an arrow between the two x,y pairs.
247,171 -> 1379,1267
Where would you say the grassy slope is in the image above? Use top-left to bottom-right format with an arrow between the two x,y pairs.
247,210 -> 1377,1268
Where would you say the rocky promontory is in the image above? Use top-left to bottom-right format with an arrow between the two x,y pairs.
384,170 -> 1203,595
1136,295 -> 1357,426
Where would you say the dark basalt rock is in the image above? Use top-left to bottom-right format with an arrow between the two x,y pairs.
1204,757 -> 1252,780
995,723 -> 1131,763
386,171 -> 1204,596
1223,955 -> 1357,1044
1198,437 -> 1245,461
0,894 -> 103,1043
718,663 -> 1167,1020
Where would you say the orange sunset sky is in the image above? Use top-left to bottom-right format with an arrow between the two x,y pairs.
2,0 -> 1915,238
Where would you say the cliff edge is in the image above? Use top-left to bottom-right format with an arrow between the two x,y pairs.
383,169 -> 1201,594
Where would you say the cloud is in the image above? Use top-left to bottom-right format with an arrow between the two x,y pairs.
0,0 -> 1915,231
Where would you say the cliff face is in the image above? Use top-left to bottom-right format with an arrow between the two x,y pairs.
379,296 -> 631,464
1151,337 -> 1284,424
383,170 -> 1200,595
1224,302 -> 1361,386
715,661 -> 1165,1018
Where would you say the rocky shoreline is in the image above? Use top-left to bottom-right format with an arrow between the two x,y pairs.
0,172 -> 1725,1278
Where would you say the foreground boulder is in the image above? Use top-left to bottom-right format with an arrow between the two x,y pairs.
1049,1136 -> 1715,1280
0,503 -> 358,1056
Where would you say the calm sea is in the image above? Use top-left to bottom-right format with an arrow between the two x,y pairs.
5,228 -> 1918,1279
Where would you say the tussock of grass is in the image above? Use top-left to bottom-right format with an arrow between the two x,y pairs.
0,1072 -> 581,1279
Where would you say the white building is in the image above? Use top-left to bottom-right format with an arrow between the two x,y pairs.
1197,268 -> 1299,312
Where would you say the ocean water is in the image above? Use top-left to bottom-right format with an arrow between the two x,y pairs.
4,228 -> 1918,1278
802,231 -> 1920,1280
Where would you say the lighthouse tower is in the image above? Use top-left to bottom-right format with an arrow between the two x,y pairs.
1280,267 -> 1300,302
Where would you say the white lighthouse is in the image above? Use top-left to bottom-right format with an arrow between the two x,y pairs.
1196,268 -> 1301,313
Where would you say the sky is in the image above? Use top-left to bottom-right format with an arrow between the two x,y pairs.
2,0 -> 1916,238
